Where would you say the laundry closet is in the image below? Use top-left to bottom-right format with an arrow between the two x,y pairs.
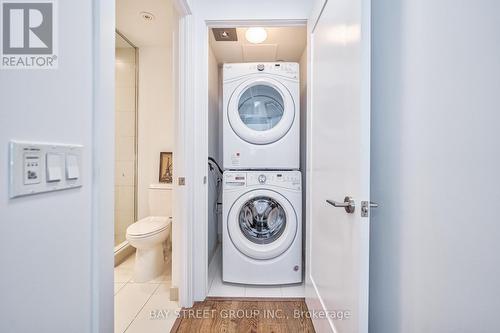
206,26 -> 308,297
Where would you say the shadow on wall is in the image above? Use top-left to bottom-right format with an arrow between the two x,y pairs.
369,0 -> 403,331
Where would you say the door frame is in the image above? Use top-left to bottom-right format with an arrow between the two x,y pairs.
304,2 -> 323,330
187,18 -> 308,304
91,0 -> 115,331
91,1 -> 193,331
170,0 -> 195,308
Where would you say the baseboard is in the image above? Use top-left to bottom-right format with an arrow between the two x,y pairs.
114,240 -> 135,267
306,276 -> 335,333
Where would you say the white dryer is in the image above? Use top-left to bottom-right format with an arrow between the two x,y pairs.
223,63 -> 300,170
223,171 -> 302,285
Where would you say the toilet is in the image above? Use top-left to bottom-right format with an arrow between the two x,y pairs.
126,184 -> 172,282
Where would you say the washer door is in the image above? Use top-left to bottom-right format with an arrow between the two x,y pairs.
227,189 -> 297,260
228,77 -> 295,145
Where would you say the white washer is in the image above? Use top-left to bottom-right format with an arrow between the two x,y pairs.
223,171 -> 302,285
223,63 -> 300,170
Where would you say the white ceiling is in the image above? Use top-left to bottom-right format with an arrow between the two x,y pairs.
209,27 -> 307,64
116,0 -> 172,47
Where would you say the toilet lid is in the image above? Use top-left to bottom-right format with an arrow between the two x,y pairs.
127,216 -> 169,237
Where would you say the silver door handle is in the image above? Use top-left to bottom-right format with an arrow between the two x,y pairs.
326,196 -> 355,214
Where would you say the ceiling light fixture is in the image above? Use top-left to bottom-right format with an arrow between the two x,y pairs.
245,27 -> 267,44
140,11 -> 155,22
212,28 -> 238,41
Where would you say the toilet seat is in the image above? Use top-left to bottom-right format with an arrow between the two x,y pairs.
126,216 -> 169,239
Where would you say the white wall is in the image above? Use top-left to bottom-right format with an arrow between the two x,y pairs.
0,0 -> 108,332
137,46 -> 174,219
218,66 -> 223,166
370,1 -> 500,332
207,45 -> 220,261
207,46 -> 220,164
299,48 -> 307,266
192,0 -> 313,21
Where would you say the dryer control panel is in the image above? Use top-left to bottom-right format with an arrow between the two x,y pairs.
223,62 -> 299,81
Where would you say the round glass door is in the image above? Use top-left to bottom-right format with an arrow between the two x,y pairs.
227,189 -> 297,260
238,85 -> 284,131
238,196 -> 286,244
228,78 -> 295,145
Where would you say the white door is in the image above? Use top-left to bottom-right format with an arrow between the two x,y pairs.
306,0 -> 371,332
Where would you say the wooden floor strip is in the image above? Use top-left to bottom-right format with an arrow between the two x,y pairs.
170,297 -> 315,333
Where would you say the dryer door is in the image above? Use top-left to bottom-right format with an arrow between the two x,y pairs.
227,189 -> 297,260
228,77 -> 295,145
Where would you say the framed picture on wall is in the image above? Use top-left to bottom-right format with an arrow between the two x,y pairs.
159,152 -> 173,184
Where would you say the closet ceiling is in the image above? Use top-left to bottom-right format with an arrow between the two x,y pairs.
209,27 -> 307,64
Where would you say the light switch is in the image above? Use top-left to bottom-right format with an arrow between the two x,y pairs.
9,141 -> 83,198
46,153 -> 62,182
66,154 -> 79,180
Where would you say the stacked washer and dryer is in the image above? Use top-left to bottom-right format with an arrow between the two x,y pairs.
222,62 -> 302,285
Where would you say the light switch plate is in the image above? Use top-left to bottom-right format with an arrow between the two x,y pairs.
9,141 -> 83,198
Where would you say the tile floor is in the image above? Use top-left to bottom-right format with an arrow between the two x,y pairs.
114,254 -> 179,333
115,245 -> 304,332
207,245 -> 305,298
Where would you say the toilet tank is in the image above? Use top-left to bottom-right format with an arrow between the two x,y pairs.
148,184 -> 172,217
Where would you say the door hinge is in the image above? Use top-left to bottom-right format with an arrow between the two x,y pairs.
178,177 -> 186,186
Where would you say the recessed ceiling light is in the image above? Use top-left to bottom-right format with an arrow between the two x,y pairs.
212,28 -> 238,41
245,27 -> 267,44
140,11 -> 155,22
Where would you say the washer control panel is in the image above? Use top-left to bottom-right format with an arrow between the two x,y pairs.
225,171 -> 301,190
224,172 -> 247,188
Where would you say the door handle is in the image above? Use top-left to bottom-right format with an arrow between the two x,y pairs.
326,196 -> 355,214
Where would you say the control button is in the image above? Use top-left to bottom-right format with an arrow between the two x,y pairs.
46,153 -> 62,182
258,174 -> 267,184
257,64 -> 265,71
66,154 -> 80,180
